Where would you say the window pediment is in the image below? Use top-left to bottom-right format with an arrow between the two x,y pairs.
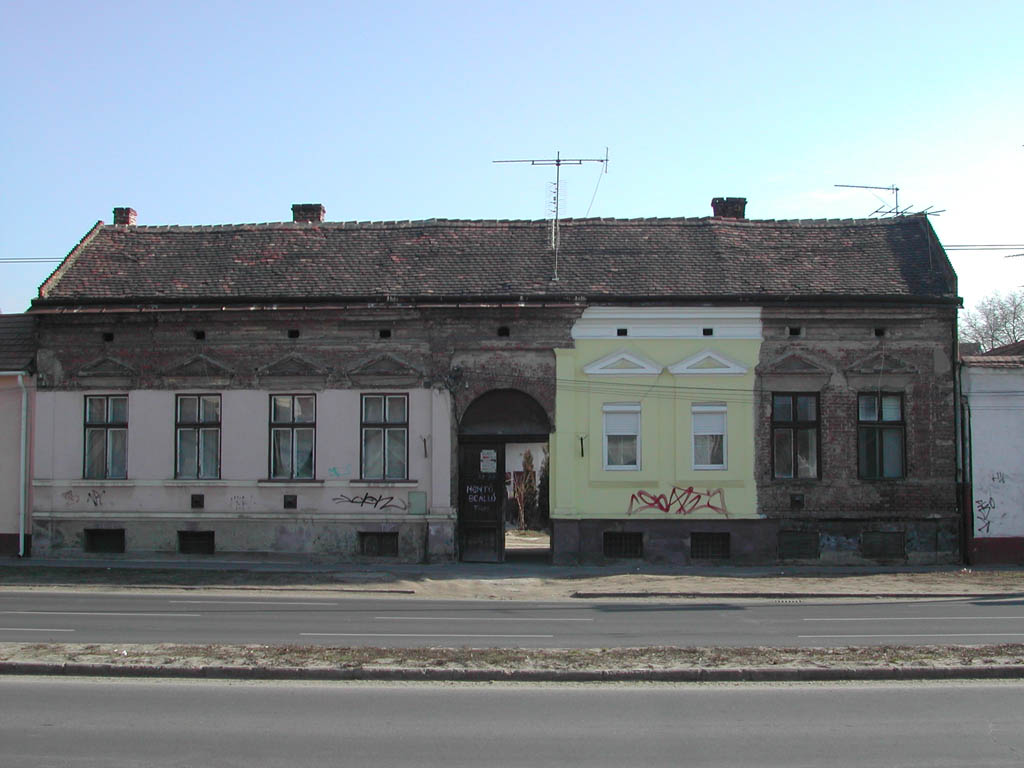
582,350 -> 663,376
669,349 -> 748,376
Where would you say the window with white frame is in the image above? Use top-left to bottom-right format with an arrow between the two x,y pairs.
603,403 -> 640,470
692,404 -> 727,469
84,395 -> 128,479
361,394 -> 408,480
270,394 -> 315,479
176,394 -> 221,479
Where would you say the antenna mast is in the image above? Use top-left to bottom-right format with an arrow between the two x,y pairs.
495,148 -> 609,280
835,183 -> 944,217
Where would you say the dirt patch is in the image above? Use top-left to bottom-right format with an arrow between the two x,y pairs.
3,642 -> 1024,673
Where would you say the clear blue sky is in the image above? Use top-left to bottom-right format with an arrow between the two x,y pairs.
2,0 -> 1021,313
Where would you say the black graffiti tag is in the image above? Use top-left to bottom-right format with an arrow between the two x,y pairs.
333,492 -> 408,512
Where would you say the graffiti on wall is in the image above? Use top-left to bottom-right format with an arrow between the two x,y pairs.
975,496 -> 1005,534
627,486 -> 729,517
464,484 -> 498,505
333,492 -> 408,512
86,489 -> 105,507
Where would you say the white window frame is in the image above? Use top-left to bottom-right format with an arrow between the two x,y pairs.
175,394 -> 221,480
692,404 -> 727,470
361,394 -> 409,481
84,395 -> 128,479
603,403 -> 641,471
269,394 -> 316,480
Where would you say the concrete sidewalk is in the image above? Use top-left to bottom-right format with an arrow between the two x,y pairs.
2,554 -> 1022,601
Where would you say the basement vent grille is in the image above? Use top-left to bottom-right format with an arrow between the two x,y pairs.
778,531 -> 819,560
603,531 -> 643,559
84,528 -> 125,554
860,531 -> 905,560
359,531 -> 399,557
691,532 -> 730,560
178,530 -> 215,555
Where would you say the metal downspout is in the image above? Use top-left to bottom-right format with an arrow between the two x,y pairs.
17,373 -> 27,557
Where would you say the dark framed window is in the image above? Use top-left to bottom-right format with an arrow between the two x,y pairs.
772,393 -> 820,479
176,395 -> 221,479
84,395 -> 128,479
361,394 -> 408,480
858,392 -> 904,479
270,394 -> 315,479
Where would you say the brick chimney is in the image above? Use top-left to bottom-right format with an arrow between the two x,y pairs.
113,207 -> 137,226
292,203 -> 326,223
711,197 -> 747,219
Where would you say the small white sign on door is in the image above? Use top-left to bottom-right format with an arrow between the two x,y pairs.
479,449 -> 498,473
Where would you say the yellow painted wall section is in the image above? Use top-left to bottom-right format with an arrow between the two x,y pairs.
554,337 -> 760,521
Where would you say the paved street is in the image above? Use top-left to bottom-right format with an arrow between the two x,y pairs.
2,589 -> 1024,648
3,677 -> 1023,767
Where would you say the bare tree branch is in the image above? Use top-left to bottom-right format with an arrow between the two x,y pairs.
960,290 -> 1024,351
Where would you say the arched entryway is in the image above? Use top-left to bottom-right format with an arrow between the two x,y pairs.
458,389 -> 551,562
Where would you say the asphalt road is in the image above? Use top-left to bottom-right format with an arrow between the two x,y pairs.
3,677 -> 1023,767
2,590 -> 1024,647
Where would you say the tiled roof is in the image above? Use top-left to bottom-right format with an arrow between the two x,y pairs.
0,315 -> 36,371
962,355 -> 1024,369
35,214 -> 957,306
982,340 -> 1024,356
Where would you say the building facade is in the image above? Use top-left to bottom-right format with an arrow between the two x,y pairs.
962,344 -> 1024,564
0,315 -> 35,556
28,200 -> 961,564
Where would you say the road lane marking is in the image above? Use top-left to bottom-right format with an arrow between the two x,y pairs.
800,632 -> 1024,639
0,611 -> 200,617
804,616 -> 1024,622
300,632 -> 555,639
373,616 -> 593,622
0,628 -> 75,632
169,601 -> 337,606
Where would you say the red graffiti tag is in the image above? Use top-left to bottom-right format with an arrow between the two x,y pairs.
627,486 -> 729,517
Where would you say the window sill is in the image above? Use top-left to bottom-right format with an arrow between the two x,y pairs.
257,479 -> 325,486
349,480 -> 419,487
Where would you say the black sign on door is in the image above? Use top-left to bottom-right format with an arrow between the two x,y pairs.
458,443 -> 505,562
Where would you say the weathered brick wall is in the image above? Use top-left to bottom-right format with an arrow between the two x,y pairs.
756,305 -> 958,522
33,305 -> 581,407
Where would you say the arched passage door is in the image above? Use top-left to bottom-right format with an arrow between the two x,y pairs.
458,389 -> 551,562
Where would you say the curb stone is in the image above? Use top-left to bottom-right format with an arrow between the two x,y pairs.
2,661 -> 1023,683
569,592 -> 1024,600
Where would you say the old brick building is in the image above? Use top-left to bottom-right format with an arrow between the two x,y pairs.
28,200 -> 961,564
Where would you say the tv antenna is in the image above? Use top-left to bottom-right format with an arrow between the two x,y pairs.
495,148 -> 609,280
834,183 -> 944,217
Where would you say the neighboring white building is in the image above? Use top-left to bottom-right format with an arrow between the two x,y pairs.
962,344 -> 1024,564
0,315 -> 35,557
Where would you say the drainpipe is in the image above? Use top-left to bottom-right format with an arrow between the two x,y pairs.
17,373 -> 27,557
2,372 -> 28,557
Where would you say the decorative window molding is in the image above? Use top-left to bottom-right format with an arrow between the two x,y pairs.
583,350 -> 663,377
669,349 -> 748,376
162,355 -> 234,386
